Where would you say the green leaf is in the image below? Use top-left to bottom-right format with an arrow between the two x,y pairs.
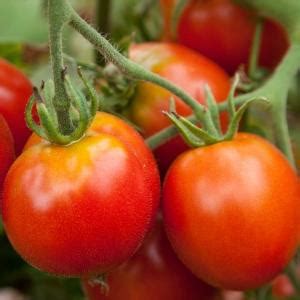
0,0 -> 47,44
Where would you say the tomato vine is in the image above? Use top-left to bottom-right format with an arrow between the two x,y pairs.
26,0 -> 300,171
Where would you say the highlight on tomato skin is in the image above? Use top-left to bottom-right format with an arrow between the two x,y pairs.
163,133 -> 300,290
160,0 -> 289,74
2,112 -> 160,277
82,218 -> 219,300
128,42 -> 230,176
0,59 -> 33,154
24,111 -> 161,223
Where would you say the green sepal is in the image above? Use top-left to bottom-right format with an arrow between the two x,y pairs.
204,84 -> 222,136
164,111 -> 204,148
176,114 -> 219,144
64,76 -> 91,140
42,80 -> 58,126
227,74 -> 239,118
36,102 -> 71,144
164,99 -> 219,148
77,67 -> 99,117
25,68 -> 101,145
223,97 -> 269,141
25,95 -> 49,141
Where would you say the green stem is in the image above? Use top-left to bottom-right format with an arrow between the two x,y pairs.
147,43 -> 300,166
48,0 -> 73,134
95,0 -> 111,65
50,0 -> 300,166
63,53 -> 103,74
248,17 -> 263,79
234,0 -> 300,42
257,43 -> 300,166
220,43 -> 300,166
147,114 -> 196,149
67,3 -> 209,125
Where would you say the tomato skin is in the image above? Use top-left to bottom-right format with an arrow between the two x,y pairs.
0,114 -> 15,190
2,112 -> 160,277
82,219 -> 218,300
25,112 -> 160,220
129,42 -> 230,175
168,0 -> 289,74
129,42 -> 230,137
0,59 -> 32,154
163,133 -> 300,290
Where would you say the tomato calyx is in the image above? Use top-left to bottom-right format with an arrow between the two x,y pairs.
65,50 -> 139,122
25,67 -> 99,145
164,75 -> 268,147
66,47 -> 139,122
95,62 -> 138,116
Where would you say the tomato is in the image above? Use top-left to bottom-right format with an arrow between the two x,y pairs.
2,112 -> 160,276
24,112 -> 160,221
272,274 -> 295,299
82,218 -> 218,300
163,133 -> 300,290
129,42 -> 230,175
161,0 -> 289,74
0,59 -> 33,154
0,114 -> 14,191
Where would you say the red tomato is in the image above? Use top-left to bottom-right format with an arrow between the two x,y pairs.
163,133 -> 300,290
272,274 -> 295,299
24,112 -> 160,221
271,261 -> 300,299
0,114 -> 14,190
161,0 -> 289,74
0,59 -> 33,154
129,42 -> 230,175
82,219 -> 218,300
2,112 -> 160,277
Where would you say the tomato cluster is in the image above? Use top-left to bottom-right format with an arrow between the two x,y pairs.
0,0 -> 300,299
